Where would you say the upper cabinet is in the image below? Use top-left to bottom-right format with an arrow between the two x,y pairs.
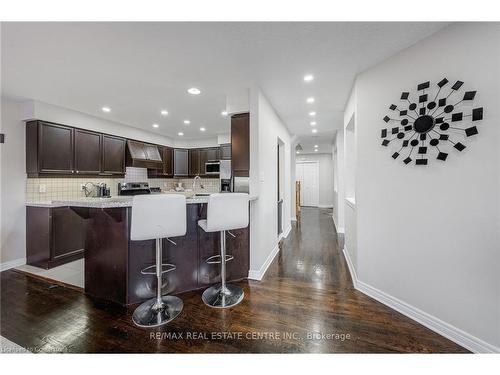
74,129 -> 101,175
36,122 -> 74,174
219,143 -> 231,160
26,121 -> 126,177
27,121 -> 74,175
101,135 -> 126,175
174,149 -> 189,177
189,149 -> 201,176
231,113 -> 250,176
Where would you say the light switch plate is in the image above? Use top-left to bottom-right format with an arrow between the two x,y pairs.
38,184 -> 46,193
259,172 -> 265,182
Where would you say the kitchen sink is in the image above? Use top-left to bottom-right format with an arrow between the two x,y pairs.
194,193 -> 211,196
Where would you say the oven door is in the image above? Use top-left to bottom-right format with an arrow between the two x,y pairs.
205,162 -> 220,175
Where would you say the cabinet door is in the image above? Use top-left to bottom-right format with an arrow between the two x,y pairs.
231,113 -> 250,175
52,207 -> 85,260
206,148 -> 219,161
198,149 -> 208,175
220,144 -> 231,160
163,147 -> 173,176
102,135 -> 126,174
189,149 -> 200,176
74,129 -> 101,174
174,149 -> 189,176
38,122 -> 74,174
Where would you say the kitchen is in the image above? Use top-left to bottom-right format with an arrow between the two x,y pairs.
21,111 -> 252,310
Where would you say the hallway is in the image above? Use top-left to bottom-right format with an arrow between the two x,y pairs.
0,208 -> 467,353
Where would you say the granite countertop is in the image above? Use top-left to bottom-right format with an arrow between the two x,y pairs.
26,193 -> 257,208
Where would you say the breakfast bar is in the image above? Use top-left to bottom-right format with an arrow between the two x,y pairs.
26,195 -> 252,306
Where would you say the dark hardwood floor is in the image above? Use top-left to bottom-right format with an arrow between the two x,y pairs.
0,208 -> 468,353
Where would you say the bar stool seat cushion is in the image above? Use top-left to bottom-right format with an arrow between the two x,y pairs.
198,219 -> 208,232
131,194 -> 187,241
198,193 -> 249,233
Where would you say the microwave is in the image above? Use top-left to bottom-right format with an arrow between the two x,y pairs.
205,161 -> 220,175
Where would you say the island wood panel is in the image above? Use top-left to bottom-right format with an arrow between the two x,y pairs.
127,204 -> 200,305
84,203 -> 250,306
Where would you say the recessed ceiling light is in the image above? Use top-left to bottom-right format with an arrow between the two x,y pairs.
314,145 -> 318,148
152,123 -> 159,128
314,149 -> 318,152
310,121 -> 316,126
303,74 -> 314,82
309,111 -> 316,117
306,97 -> 315,104
187,87 -> 201,95
312,129 -> 317,133
101,107 -> 111,113
200,127 -> 206,132
160,110 -> 168,116
178,132 -> 184,136
221,111 -> 228,116
296,151 -> 300,154
183,120 -> 190,125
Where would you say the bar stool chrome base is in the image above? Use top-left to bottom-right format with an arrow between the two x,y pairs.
132,295 -> 183,328
202,283 -> 244,308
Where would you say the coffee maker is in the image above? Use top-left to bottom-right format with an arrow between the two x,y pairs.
219,160 -> 232,192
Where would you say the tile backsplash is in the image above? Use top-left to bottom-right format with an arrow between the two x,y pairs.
26,169 -> 221,203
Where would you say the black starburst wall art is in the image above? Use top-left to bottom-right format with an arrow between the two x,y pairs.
380,78 -> 484,166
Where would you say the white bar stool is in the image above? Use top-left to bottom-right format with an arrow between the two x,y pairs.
198,193 -> 249,308
130,194 -> 186,327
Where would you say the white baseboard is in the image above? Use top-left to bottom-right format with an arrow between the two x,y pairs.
342,247 -> 357,288
318,205 -> 333,208
341,248 -> 499,354
331,215 -> 344,234
279,224 -> 292,241
0,257 -> 26,272
248,241 -> 281,281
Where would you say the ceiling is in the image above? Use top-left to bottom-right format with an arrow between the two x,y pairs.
1,22 -> 448,144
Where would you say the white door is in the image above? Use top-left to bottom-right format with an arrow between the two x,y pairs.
296,162 -> 319,207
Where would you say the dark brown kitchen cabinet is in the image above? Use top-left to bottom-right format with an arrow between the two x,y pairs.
189,149 -> 201,176
74,129 -> 101,175
174,149 -> 189,176
163,147 -> 173,176
26,206 -> 86,269
231,113 -> 250,176
26,121 -> 74,176
220,143 -> 231,160
101,135 -> 126,175
26,121 -> 126,177
205,147 -> 220,162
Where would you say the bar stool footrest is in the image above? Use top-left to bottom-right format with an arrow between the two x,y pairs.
140,263 -> 176,275
205,254 -> 234,264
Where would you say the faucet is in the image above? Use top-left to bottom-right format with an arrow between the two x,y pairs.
192,176 -> 204,192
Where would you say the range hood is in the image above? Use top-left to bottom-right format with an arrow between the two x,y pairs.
126,140 -> 162,168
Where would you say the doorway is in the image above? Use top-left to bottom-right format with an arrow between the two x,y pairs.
296,161 -> 319,207
277,138 -> 285,236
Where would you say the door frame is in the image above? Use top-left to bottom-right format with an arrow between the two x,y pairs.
296,160 -> 320,207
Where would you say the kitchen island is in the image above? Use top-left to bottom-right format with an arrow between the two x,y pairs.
26,195 -> 253,306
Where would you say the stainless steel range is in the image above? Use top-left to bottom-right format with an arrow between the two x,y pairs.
118,182 -> 158,196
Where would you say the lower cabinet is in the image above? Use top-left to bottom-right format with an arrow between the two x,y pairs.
26,206 -> 86,269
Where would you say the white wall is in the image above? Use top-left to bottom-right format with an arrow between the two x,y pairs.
0,98 -> 26,266
248,90 -> 292,280
296,153 -> 333,208
347,23 -> 500,352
